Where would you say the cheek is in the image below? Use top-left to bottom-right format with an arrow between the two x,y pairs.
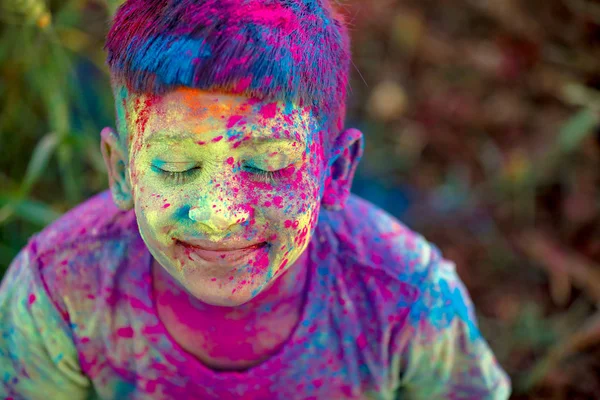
264,176 -> 321,246
130,168 -> 183,236
247,166 -> 320,214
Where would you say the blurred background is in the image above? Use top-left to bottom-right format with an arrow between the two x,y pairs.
1,0 -> 599,398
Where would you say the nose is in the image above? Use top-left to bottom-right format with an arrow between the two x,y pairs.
188,204 -> 251,232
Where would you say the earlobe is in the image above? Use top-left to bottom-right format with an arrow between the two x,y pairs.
100,127 -> 134,210
322,128 -> 364,211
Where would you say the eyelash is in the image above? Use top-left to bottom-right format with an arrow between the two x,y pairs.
242,166 -> 287,183
151,164 -> 287,184
151,165 -> 201,184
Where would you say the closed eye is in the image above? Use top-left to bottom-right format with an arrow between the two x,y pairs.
242,164 -> 291,183
151,165 -> 201,184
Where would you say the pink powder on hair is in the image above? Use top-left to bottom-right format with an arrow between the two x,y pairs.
232,76 -> 252,93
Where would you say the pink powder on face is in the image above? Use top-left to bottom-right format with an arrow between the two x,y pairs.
134,95 -> 159,135
273,196 -> 284,209
28,294 -> 36,305
226,115 -> 245,129
278,258 -> 289,272
226,157 -> 234,165
232,136 -> 252,149
259,102 -> 278,120
212,136 -> 224,142
163,204 -> 171,209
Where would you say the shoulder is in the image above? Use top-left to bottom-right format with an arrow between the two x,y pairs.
30,190 -> 136,256
22,190 -> 140,317
319,194 -> 441,291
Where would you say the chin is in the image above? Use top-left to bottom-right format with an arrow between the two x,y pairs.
181,274 -> 261,307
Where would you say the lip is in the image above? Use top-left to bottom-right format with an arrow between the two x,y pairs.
176,239 -> 268,265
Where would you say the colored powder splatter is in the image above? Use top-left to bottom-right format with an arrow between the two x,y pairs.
117,327 -> 135,338
259,102 -> 279,120
273,196 -> 284,208
226,115 -> 245,129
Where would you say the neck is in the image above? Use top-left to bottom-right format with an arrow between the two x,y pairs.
152,249 -> 310,323
151,250 -> 311,370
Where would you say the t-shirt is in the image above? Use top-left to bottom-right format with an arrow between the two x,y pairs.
0,190 -> 510,399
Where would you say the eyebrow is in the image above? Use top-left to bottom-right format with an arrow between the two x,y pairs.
235,135 -> 302,147
145,131 -> 197,143
147,131 -> 304,147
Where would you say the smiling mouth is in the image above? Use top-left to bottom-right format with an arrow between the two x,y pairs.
176,239 -> 268,265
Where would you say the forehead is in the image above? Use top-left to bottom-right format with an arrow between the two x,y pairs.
121,87 -> 317,144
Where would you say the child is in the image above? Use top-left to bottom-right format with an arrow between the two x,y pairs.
0,0 -> 511,398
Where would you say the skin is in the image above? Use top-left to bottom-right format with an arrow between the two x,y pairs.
101,86 -> 363,370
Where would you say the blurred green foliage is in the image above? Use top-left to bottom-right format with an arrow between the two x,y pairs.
1,0 -> 600,398
0,0 -> 120,266
343,1 -> 600,397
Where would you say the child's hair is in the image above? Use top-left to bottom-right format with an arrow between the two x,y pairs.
105,0 -> 351,139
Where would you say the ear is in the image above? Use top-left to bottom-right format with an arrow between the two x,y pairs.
322,128 -> 364,211
100,127 -> 133,210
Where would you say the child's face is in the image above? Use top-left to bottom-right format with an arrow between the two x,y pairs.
118,88 -> 329,306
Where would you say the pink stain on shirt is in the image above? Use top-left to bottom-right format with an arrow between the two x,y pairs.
0,190 -> 510,398
117,327 -> 135,338
356,333 -> 367,350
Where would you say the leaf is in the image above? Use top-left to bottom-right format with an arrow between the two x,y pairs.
57,140 -> 82,204
11,198 -> 61,226
19,132 -> 59,195
105,0 -> 127,17
77,134 -> 107,174
1,0 -> 52,28
557,109 -> 599,153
